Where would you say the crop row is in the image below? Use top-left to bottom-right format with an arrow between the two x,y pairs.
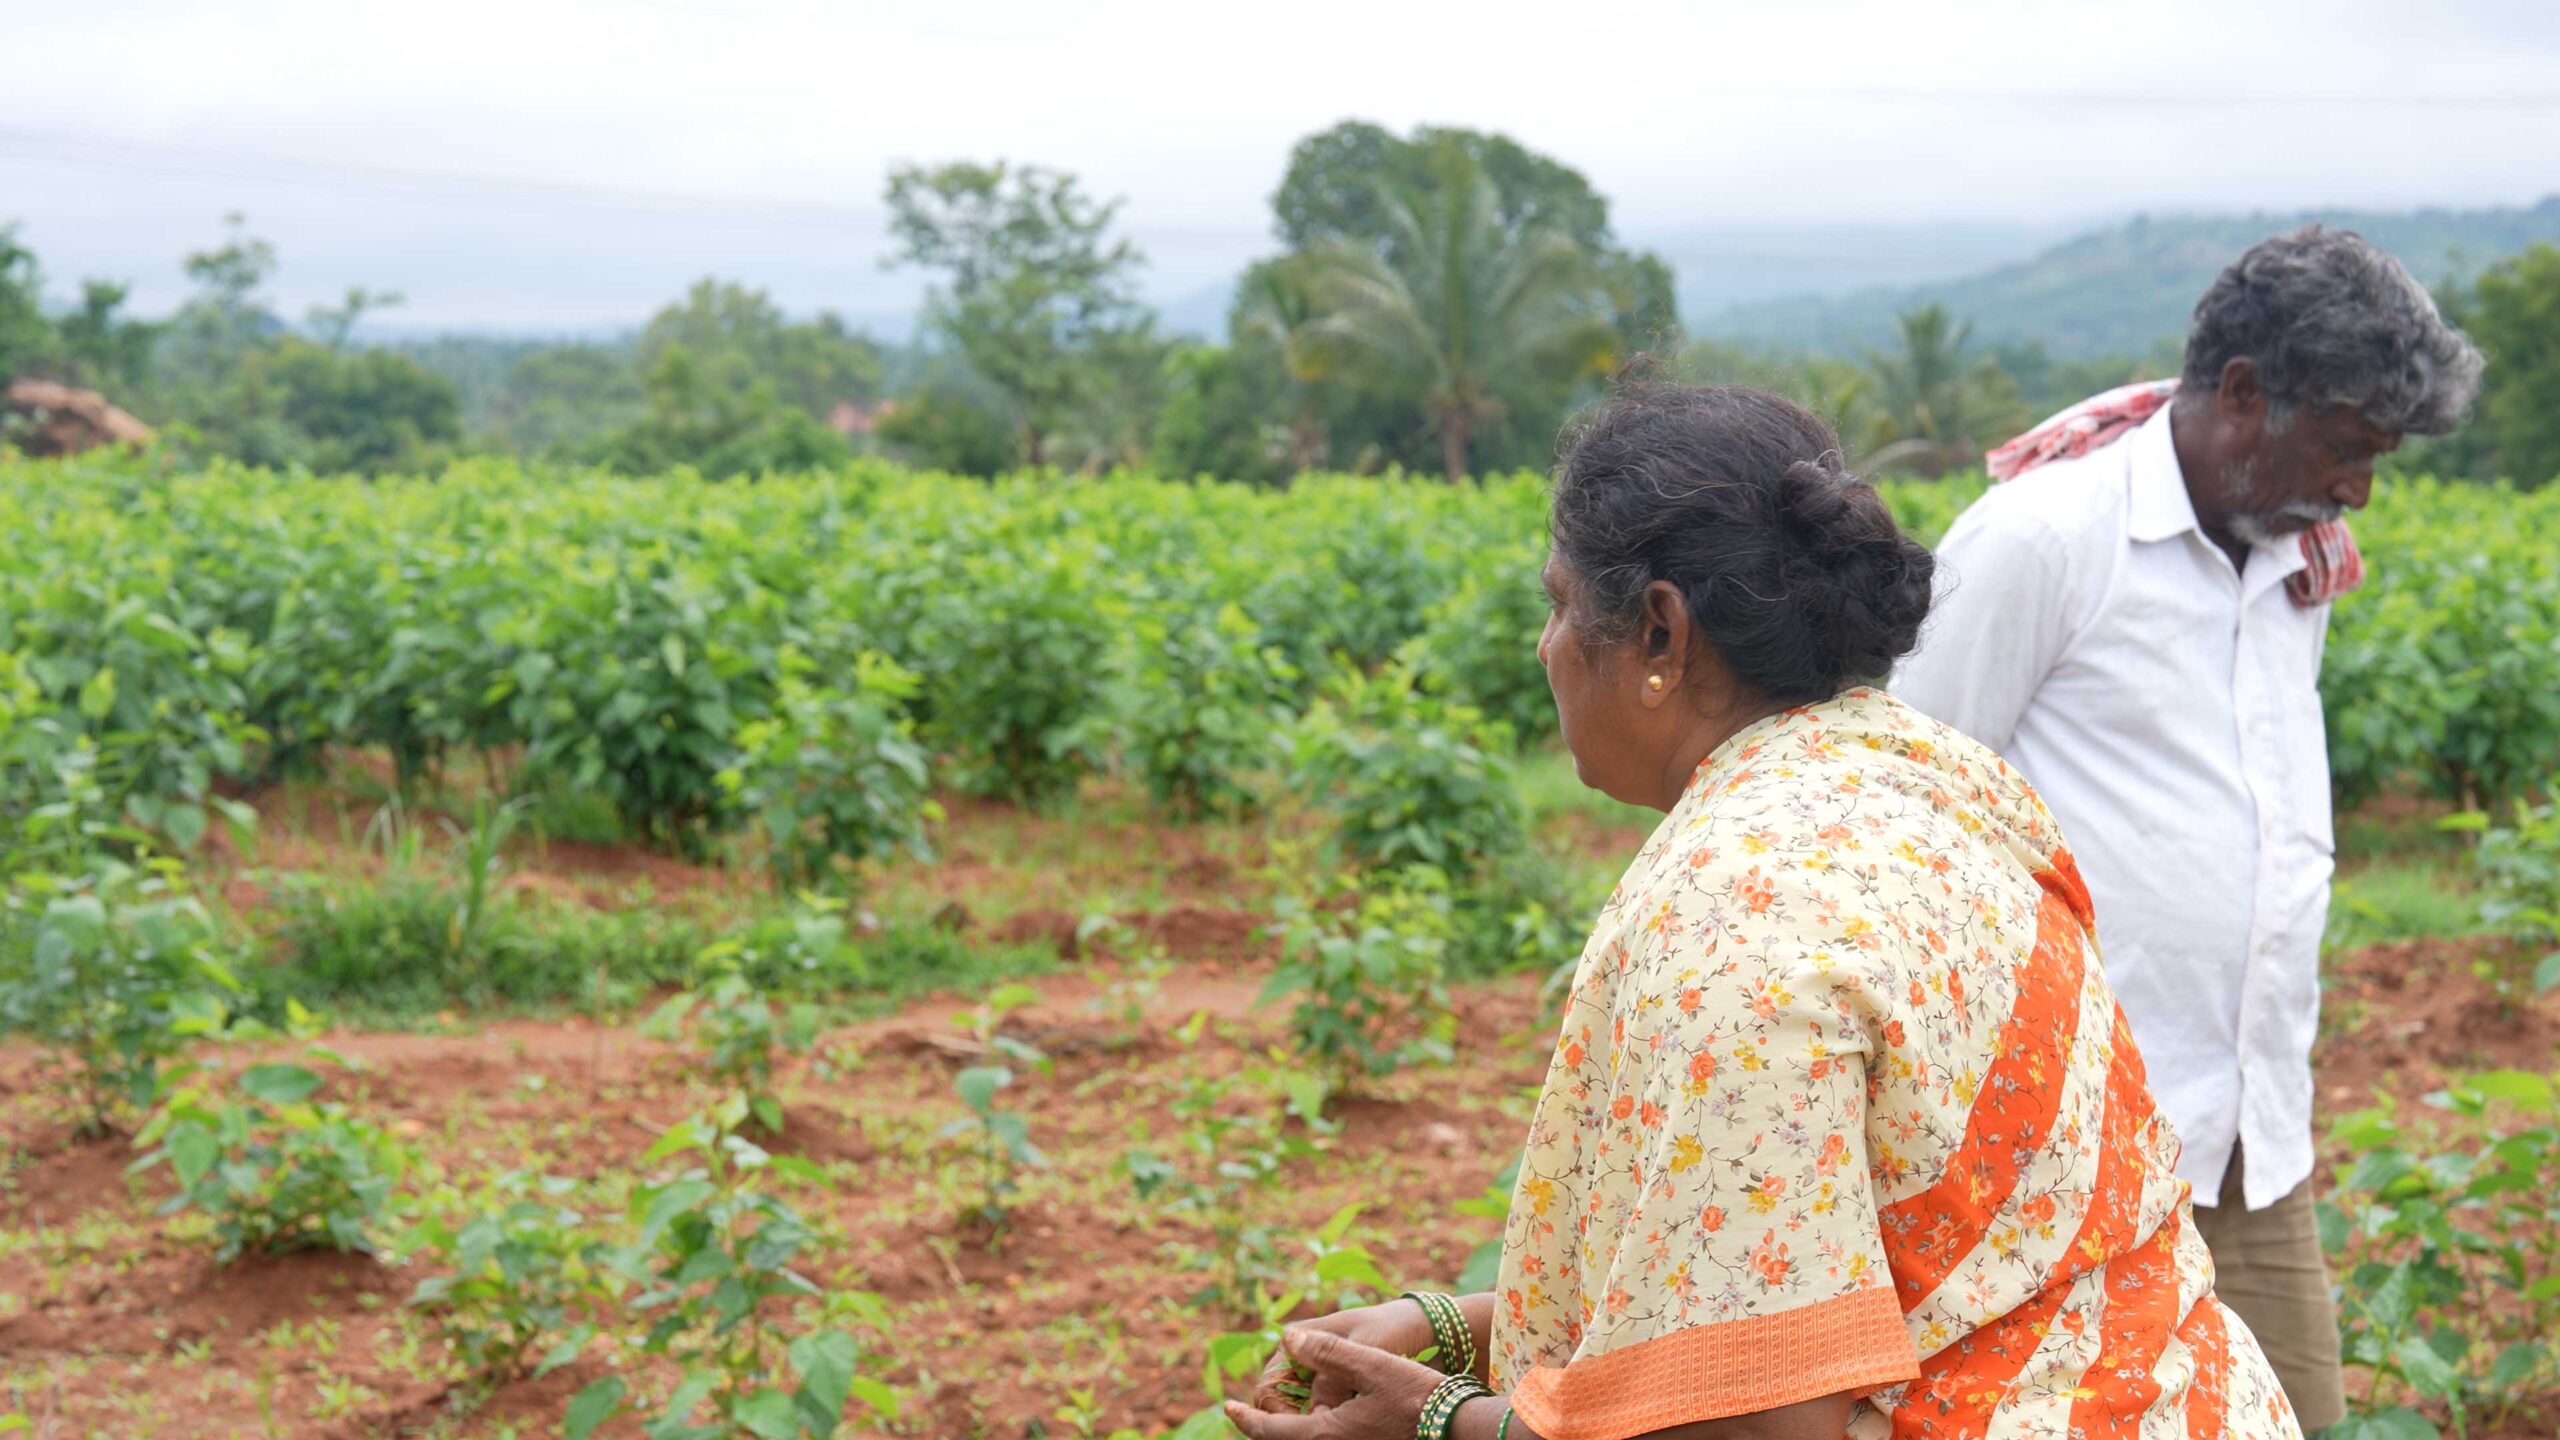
2,455 -> 2552,869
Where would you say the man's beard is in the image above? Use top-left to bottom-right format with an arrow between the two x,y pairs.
2223,457 -> 2343,547
2229,500 -> 2346,548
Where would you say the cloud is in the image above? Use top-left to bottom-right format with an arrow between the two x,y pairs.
8,0 -> 2557,328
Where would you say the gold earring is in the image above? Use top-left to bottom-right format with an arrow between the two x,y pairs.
1646,675 -> 1665,691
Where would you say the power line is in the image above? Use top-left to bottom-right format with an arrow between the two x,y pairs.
0,124 -> 1274,244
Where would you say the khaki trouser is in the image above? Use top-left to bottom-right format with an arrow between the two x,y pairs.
2191,1143 -> 2348,1434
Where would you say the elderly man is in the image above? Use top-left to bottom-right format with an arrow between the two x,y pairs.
1893,225 -> 2482,1433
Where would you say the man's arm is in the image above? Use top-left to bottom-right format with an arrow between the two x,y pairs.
1891,504 -> 2078,755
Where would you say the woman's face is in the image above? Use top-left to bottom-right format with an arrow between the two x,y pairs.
1540,550 -> 1674,809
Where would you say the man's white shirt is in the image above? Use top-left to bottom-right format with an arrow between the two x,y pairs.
1892,407 -> 2332,1211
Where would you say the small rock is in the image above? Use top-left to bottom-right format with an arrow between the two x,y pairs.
1422,1122 -> 1466,1152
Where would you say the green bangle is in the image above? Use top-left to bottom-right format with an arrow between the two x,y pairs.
1497,1407 -> 1514,1440
1416,1374 -> 1493,1440
1401,1290 -> 1475,1377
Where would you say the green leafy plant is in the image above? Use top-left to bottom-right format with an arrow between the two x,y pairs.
1264,880 -> 1458,1092
719,645 -> 937,890
939,982 -> 1050,1234
2320,1070 -> 2560,1439
1115,602 -> 1297,818
0,856 -> 237,1136
1124,1051 -> 1323,1322
567,1092 -> 895,1439
2443,785 -> 2560,1002
1287,664 -> 1525,884
642,954 -> 824,1135
406,1171 -> 614,1401
133,1049 -> 415,1260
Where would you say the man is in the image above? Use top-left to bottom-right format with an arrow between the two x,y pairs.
1893,225 -> 2482,1433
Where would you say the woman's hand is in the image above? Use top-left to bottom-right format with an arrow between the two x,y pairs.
1249,1300 -> 1440,1413
1227,1329 -> 1447,1440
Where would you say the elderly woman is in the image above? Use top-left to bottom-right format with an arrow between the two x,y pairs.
1229,386 -> 2300,1440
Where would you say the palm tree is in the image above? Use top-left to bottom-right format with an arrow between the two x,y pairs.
1862,303 -> 2021,476
1234,255 -> 1333,472
1305,144 -> 1620,482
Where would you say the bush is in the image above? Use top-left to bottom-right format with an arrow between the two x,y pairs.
0,857 -> 237,1135
908,538 -> 1122,803
1116,602 -> 1298,818
1287,665 -> 1526,884
2320,1071 -> 2560,1439
641,956 -> 823,1135
1264,881 -> 1457,1092
407,1172 -> 615,1399
2448,787 -> 2560,1000
134,1053 -> 414,1260
1399,548 -> 1556,747
571,1094 -> 896,1439
720,645 -> 936,889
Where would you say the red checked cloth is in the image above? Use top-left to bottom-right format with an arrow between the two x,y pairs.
1984,378 -> 2364,608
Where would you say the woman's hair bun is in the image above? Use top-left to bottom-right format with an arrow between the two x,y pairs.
1550,383 -> 1937,703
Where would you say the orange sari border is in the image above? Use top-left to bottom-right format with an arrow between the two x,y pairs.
1509,1286 -> 1921,1440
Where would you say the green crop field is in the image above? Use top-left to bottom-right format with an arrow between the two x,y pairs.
2,453 -> 2555,1439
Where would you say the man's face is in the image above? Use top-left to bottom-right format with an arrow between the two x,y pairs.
2224,406 -> 2401,548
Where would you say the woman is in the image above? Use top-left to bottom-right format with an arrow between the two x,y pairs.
1229,386 -> 2299,1440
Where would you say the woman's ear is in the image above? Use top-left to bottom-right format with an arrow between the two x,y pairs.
1639,580 -> 1692,708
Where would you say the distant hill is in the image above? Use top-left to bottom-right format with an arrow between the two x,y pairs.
1651,219 -> 2079,318
1694,198 -> 2560,358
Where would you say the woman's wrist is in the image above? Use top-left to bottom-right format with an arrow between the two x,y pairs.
1457,1292 -> 1497,1382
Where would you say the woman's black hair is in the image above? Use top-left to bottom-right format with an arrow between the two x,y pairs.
1549,382 -> 1934,706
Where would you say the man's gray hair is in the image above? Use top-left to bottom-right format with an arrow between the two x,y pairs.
2181,225 -> 2484,436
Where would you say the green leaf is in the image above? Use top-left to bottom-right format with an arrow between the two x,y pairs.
239,1063 -> 323,1105
2488,1341 -> 2546,1392
77,666 -> 116,719
637,1178 -> 718,1240
2326,1408 -> 2439,1440
563,1378 -> 627,1440
2391,1332 -> 2465,1398
733,1388 -> 798,1440
169,1126 -> 220,1190
955,1066 -> 1010,1115
848,1375 -> 899,1421
789,1329 -> 859,1430
2535,950 -> 2560,996
643,1118 -> 708,1164
534,1326 -> 594,1378
2459,1069 -> 2556,1110
1164,1406 -> 1235,1440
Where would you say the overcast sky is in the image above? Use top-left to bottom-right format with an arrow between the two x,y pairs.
7,0 -> 2559,331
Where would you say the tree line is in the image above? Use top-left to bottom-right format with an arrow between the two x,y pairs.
5,120 -> 2557,485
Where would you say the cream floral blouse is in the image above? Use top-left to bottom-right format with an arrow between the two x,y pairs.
1490,688 -> 2298,1440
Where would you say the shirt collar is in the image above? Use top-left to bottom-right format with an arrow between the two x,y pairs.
2124,407 -> 2199,543
2122,407 -> 2312,585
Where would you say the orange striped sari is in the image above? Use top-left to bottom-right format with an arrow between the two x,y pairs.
1490,688 -> 2299,1440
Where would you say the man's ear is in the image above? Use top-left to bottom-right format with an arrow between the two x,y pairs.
2216,357 -> 2266,426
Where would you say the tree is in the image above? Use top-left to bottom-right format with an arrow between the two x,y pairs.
307,286 -> 405,350
491,343 -> 646,458
1234,255 -> 1334,472
884,161 -> 1156,468
636,279 -> 883,421
256,340 -> 460,473
1859,304 -> 2025,475
1304,142 -> 1620,482
54,282 -> 158,395
874,365 -> 1017,477
593,344 -> 848,478
2450,243 -> 2560,486
0,225 -> 55,380
1273,121 -> 1677,357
